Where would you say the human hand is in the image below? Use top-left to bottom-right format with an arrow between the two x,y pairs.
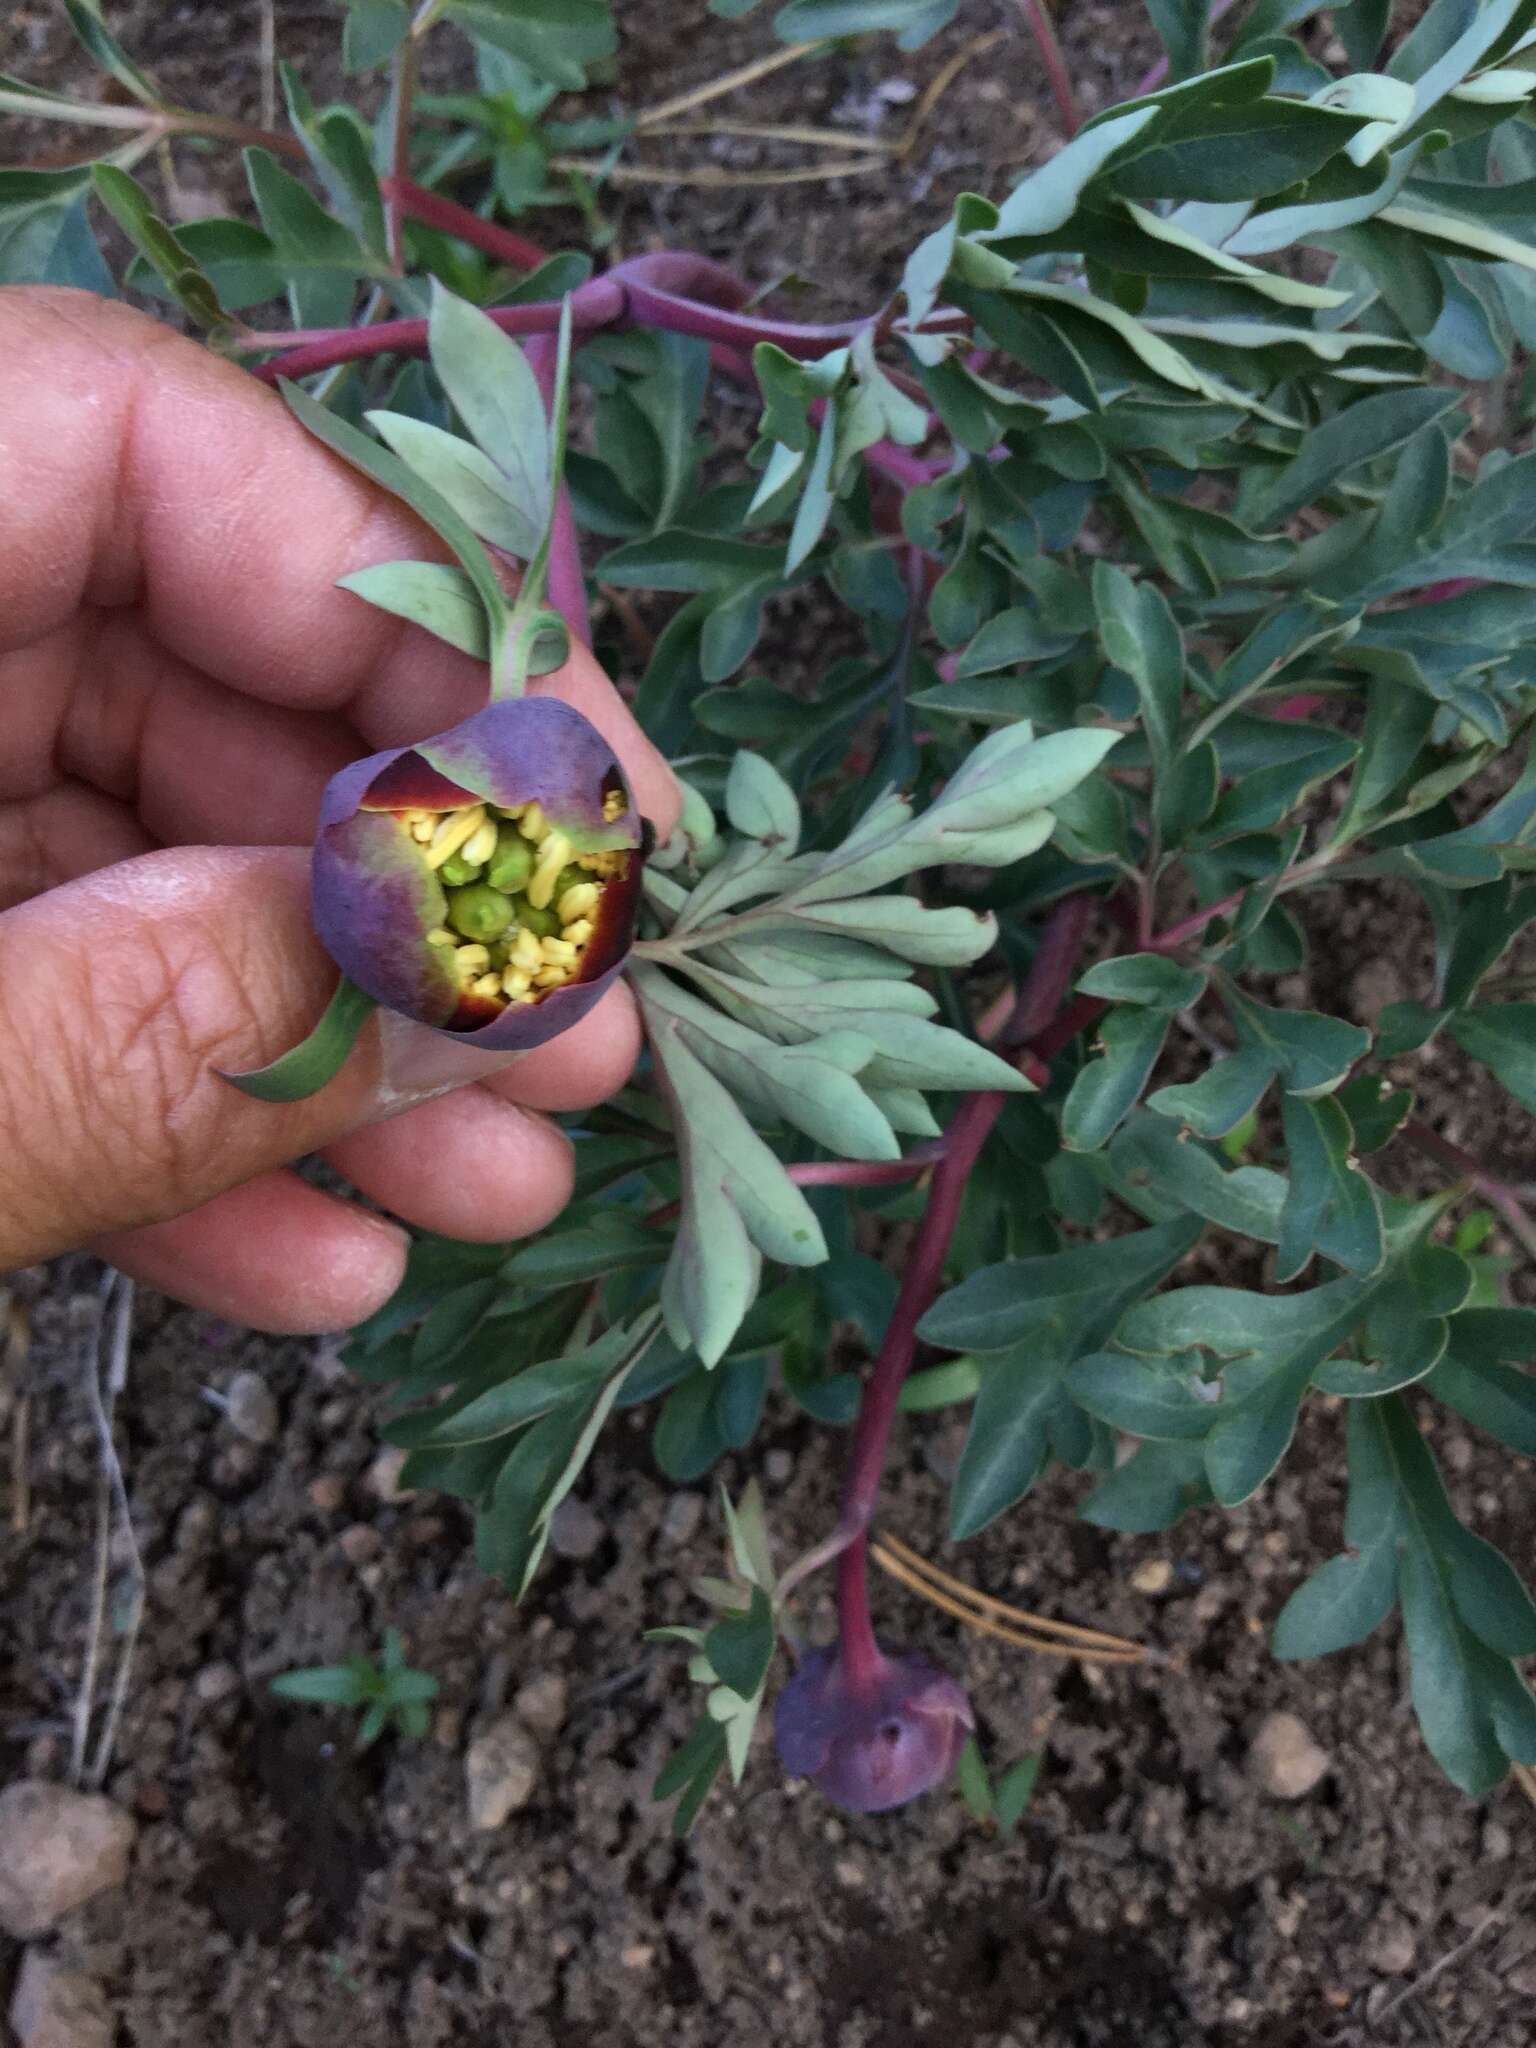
0,287 -> 678,1333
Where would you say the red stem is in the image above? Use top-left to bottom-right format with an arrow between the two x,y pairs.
381,174 -> 552,272
1400,1120 -> 1536,1263
524,331 -> 591,645
1020,0 -> 1080,138
832,897 -> 1094,1671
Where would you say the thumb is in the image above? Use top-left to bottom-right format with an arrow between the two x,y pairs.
0,844 -> 504,1267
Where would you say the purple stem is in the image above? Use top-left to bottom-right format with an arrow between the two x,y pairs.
524,331 -> 591,645
1020,0 -> 1080,138
831,897 -> 1095,1680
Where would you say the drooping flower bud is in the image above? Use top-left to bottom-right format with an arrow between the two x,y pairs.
773,1643 -> 974,1814
311,696 -> 644,1052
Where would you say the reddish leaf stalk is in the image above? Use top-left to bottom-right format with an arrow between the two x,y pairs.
381,175 -> 552,272
832,897 -> 1093,1687
1399,1120 -> 1536,1265
1018,0 -> 1080,139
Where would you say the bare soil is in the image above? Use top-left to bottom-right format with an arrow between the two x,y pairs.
3,6 -> 1536,2047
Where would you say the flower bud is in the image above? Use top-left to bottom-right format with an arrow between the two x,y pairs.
312,697 -> 645,1053
772,1644 -> 974,1815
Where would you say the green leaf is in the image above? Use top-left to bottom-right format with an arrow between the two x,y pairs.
600,532 -> 783,592
367,412 -> 543,558
91,166 -> 228,331
1143,0 -> 1211,84
1077,954 -> 1207,1009
428,283 -> 550,536
1426,1310 -> 1536,1454
1080,1438 -> 1212,1532
220,977 -> 376,1102
280,379 -> 510,652
1147,1049 -> 1274,1136
988,105 -> 1161,237
956,1735 -> 992,1821
1061,1004 -> 1174,1153
337,561 -> 491,659
993,1753 -> 1042,1835
773,0 -> 957,45
1244,387 -> 1464,528
270,1665 -> 369,1706
705,1585 -> 775,1698
1276,1093 -> 1384,1281
342,0 -> 411,71
446,0 -> 617,87
1109,98 -> 1371,204
725,751 -> 801,846
1446,1005 -> 1536,1110
62,0 -> 162,105
1092,562 -> 1184,786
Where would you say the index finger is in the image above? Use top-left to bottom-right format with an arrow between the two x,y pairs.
0,285 -> 678,831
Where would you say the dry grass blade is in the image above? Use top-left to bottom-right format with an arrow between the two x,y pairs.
646,118 -> 903,153
872,1535 -> 1147,1665
900,29 -> 1009,159
553,155 -> 889,189
635,40 -> 830,129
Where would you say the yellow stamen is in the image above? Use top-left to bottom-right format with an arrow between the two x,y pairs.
471,973 -> 502,998
511,928 -> 544,975
603,788 -> 626,822
426,927 -> 456,947
520,801 -> 548,843
424,805 -> 487,869
461,819 -> 498,867
539,936 -> 577,965
563,918 -> 594,947
533,965 -> 572,988
454,944 -> 491,975
409,816 -> 436,843
501,968 -> 532,998
526,831 -> 573,909
558,882 -> 600,923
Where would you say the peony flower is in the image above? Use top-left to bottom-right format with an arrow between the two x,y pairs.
312,697 -> 645,1052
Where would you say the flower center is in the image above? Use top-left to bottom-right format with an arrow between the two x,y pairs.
397,799 -> 626,1010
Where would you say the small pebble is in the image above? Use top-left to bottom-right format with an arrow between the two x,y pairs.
464,1716 -> 539,1830
621,1944 -> 655,1971
548,1496 -> 603,1561
10,1950 -> 113,2048
1364,1905 -> 1417,1976
1247,1711 -> 1331,1799
306,1475 -> 347,1514
222,1370 -> 279,1446
365,1447 -> 414,1502
1130,1558 -> 1173,1596
764,1449 -> 794,1486
661,1493 -> 704,1547
337,1524 -> 382,1567
513,1672 -> 568,1739
0,1781 -> 137,1938
193,1662 -> 242,1705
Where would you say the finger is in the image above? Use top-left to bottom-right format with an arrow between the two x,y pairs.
322,1087 -> 574,1243
94,1172 -> 409,1335
0,289 -> 679,833
481,980 -> 644,1115
0,781 -> 154,911
0,843 -> 475,1267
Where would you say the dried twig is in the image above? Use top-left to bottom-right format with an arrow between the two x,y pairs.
68,1271 -> 144,1792
872,1535 -> 1147,1664
550,154 -> 888,189
1372,1883 -> 1533,2028
901,28 -> 1009,160
634,41 -> 830,130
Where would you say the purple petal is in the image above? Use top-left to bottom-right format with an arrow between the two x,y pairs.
773,1645 -> 974,1815
312,809 -> 460,1025
401,698 -> 639,853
